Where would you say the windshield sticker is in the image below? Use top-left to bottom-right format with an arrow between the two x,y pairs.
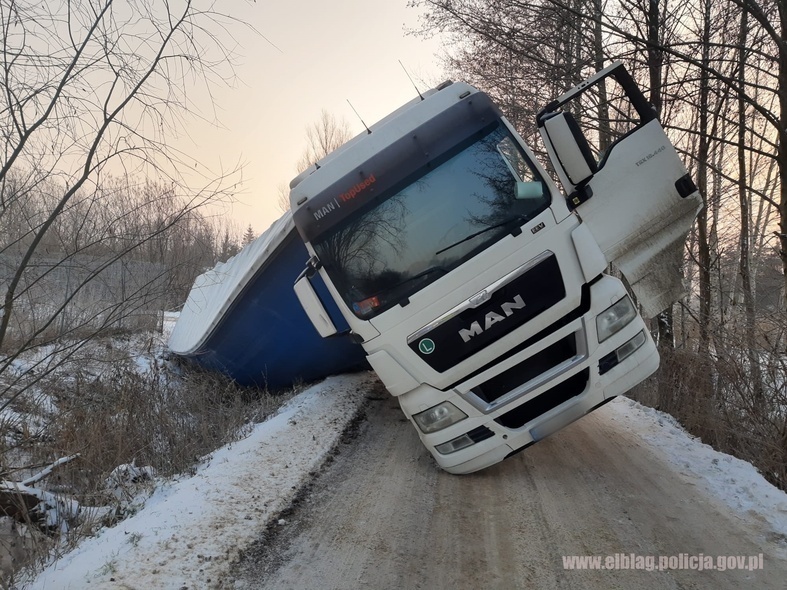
353,295 -> 380,317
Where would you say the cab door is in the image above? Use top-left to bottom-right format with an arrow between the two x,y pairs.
538,62 -> 702,318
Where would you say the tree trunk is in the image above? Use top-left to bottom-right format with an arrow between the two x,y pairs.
780,1 -> 787,304
644,0 -> 676,349
696,0 -> 712,356
593,0 -> 611,152
737,7 -> 763,399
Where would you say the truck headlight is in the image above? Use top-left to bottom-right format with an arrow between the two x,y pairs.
596,296 -> 636,342
413,402 -> 467,434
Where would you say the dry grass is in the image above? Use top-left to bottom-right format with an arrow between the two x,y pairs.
0,335 -> 299,586
630,337 -> 787,493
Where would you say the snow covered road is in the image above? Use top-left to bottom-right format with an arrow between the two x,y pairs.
28,373 -> 787,589
233,390 -> 787,590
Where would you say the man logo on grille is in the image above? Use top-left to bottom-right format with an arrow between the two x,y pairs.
458,294 -> 526,342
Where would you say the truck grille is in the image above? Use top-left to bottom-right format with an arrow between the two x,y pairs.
494,368 -> 589,429
408,252 -> 566,372
471,332 -> 577,405
442,283 -> 590,393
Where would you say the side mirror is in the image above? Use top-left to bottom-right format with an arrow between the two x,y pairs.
542,112 -> 598,186
294,273 -> 338,338
515,181 -> 545,201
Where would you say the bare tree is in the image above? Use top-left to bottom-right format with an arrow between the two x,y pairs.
276,181 -> 292,214
275,111 -> 353,213
0,4 -> 257,571
0,0 -> 245,411
295,110 -> 353,174
216,220 -> 242,262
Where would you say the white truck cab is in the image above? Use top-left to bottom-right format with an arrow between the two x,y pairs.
291,63 -> 701,473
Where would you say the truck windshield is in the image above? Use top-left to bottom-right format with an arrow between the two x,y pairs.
312,124 -> 550,319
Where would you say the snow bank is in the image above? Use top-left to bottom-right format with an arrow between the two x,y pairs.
27,372 -> 374,590
607,397 -> 787,538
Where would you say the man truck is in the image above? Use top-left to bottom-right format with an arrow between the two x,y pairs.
291,62 -> 701,474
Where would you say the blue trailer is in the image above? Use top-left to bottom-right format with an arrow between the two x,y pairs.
168,213 -> 366,390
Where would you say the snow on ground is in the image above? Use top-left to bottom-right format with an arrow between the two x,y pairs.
24,385 -> 787,589
26,372 -> 376,590
607,397 -> 787,538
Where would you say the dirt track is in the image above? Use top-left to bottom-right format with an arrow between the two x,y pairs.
232,392 -> 787,590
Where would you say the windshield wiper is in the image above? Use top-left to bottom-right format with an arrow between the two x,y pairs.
383,265 -> 448,294
435,215 -> 528,256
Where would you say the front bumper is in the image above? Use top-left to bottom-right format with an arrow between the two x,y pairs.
398,276 -> 659,474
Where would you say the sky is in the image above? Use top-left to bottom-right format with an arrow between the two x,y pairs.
182,0 -> 446,235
